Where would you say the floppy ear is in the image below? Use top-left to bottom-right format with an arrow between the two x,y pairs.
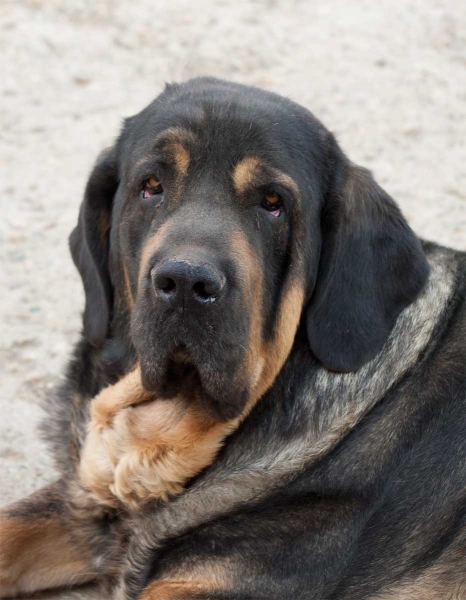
69,148 -> 119,347
306,161 -> 429,372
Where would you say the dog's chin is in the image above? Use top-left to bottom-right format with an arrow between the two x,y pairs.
138,348 -> 250,422
145,354 -> 200,401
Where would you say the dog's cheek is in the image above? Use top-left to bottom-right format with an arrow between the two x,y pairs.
254,281 -> 305,402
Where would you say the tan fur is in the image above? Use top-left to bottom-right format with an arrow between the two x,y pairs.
155,126 -> 195,176
79,422 -> 120,508
258,282 -> 305,397
89,366 -> 150,430
139,580 -> 210,600
0,514 -> 94,597
139,561 -> 230,600
233,156 -> 300,198
230,230 -> 265,389
138,220 -> 172,290
125,132 -> 194,306
109,399 -> 240,509
154,126 -> 196,146
136,127 -> 193,213
232,157 -> 262,194
80,368 -> 242,510
169,141 -> 190,177
79,367 -> 151,507
231,231 -> 305,404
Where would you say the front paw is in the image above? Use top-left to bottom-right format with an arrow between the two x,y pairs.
79,427 -> 119,509
89,390 -> 118,432
110,448 -> 185,511
80,392 -> 230,512
89,366 -> 149,433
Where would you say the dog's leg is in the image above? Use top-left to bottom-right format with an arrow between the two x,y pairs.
88,366 -> 152,431
80,369 -> 245,511
78,366 -> 156,508
108,399 -> 240,509
79,366 -> 154,508
82,392 -> 241,511
0,480 -> 118,598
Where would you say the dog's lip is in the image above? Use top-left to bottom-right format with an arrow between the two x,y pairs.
137,339 -> 249,421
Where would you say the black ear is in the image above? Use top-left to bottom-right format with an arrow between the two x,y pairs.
69,148 -> 119,347
306,161 -> 429,372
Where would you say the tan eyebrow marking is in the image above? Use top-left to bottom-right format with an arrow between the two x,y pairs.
233,157 -> 300,198
154,127 -> 197,177
233,157 -> 262,194
171,142 -> 190,176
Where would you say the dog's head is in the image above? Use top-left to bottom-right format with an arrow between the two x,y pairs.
70,78 -> 429,420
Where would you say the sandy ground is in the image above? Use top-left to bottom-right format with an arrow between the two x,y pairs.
0,0 -> 465,597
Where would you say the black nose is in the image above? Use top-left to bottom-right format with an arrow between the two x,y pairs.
151,260 -> 226,307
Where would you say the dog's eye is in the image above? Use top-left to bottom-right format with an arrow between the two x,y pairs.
142,177 -> 163,199
261,192 -> 282,217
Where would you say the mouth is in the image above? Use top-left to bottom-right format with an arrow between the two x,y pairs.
131,281 -> 252,421
136,334 -> 250,421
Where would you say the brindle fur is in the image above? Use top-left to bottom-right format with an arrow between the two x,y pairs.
0,78 -> 465,600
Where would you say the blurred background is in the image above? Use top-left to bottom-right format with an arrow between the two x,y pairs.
1,0 -> 465,548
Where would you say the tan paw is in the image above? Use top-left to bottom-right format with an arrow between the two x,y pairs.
89,367 -> 150,433
80,382 -> 237,511
106,402 -> 237,510
110,448 -> 185,511
79,427 -> 119,509
89,389 -> 119,432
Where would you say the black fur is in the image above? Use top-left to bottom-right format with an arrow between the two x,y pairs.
306,160 -> 430,371
69,147 -> 119,347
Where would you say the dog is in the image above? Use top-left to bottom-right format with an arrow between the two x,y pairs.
1,77 -> 465,600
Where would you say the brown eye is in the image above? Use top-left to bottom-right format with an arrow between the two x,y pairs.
142,177 -> 163,199
261,192 -> 282,217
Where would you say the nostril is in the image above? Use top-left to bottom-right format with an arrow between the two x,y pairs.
158,277 -> 176,294
193,281 -> 214,300
151,268 -> 177,299
192,273 -> 225,302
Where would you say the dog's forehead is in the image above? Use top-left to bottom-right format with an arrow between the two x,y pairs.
124,88 -> 317,173
133,113 -> 271,164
